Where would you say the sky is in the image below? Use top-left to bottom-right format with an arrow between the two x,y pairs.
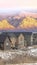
0,0 -> 37,14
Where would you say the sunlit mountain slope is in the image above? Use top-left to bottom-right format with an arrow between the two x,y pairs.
18,17 -> 37,29
0,20 -> 15,29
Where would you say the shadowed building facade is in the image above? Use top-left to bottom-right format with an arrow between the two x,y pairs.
18,34 -> 25,49
0,32 -> 37,50
4,37 -> 11,50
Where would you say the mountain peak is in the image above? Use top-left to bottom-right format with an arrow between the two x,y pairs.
0,19 -> 15,29
18,17 -> 37,29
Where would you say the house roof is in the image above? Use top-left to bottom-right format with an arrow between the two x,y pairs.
0,32 -> 11,43
0,32 -> 32,43
0,33 -> 6,43
7,33 -> 16,38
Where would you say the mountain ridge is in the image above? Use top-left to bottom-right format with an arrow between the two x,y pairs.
17,17 -> 37,29
0,17 -> 37,32
0,19 -> 15,30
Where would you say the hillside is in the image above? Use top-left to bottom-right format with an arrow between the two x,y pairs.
0,20 -> 15,30
18,17 -> 37,29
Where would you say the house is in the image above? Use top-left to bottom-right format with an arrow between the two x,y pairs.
9,33 -> 17,49
0,33 -> 6,50
0,32 -> 12,50
18,33 -> 25,49
4,37 -> 11,50
0,32 -> 37,50
0,32 -> 32,50
33,32 -> 37,45
0,32 -> 18,50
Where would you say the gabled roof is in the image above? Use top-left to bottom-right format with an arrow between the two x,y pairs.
0,33 -> 6,43
0,32 -> 11,43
